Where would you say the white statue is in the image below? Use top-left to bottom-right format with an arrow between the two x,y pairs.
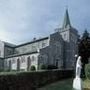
73,56 -> 83,90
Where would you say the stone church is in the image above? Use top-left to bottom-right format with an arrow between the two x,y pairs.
0,9 -> 79,71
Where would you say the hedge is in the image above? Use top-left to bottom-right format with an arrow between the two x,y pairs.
0,69 -> 73,90
85,64 -> 90,80
39,64 -> 47,70
47,65 -> 58,70
30,65 -> 36,71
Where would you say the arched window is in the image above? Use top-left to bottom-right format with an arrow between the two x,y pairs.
64,33 -> 66,39
17,58 -> 20,71
9,60 -> 11,70
12,59 -> 15,64
27,56 -> 31,71
21,56 -> 25,63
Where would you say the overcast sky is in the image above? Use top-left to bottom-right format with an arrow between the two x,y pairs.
0,0 -> 90,44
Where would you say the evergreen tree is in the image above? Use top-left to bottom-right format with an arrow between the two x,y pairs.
78,30 -> 90,78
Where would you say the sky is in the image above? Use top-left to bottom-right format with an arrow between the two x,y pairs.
0,0 -> 90,44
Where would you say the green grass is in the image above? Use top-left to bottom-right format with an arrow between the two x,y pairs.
38,78 -> 90,90
38,79 -> 73,90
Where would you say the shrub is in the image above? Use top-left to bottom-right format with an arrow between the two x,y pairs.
4,69 -> 10,72
39,64 -> 47,70
47,65 -> 58,70
30,65 -> 36,71
11,70 -> 17,72
20,69 -> 25,72
0,69 -> 4,72
85,64 -> 90,80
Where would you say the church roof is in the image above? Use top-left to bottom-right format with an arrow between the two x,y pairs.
62,9 -> 71,28
4,41 -> 16,48
15,37 -> 49,48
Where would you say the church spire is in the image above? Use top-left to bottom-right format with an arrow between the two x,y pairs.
62,9 -> 71,28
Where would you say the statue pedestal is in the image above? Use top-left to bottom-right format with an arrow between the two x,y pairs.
73,77 -> 83,90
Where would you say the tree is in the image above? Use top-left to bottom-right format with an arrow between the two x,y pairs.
78,30 -> 90,78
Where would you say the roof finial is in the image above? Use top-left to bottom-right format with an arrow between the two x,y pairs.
65,0 -> 68,10
66,4 -> 68,10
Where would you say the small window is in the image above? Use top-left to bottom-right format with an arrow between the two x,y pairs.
27,56 -> 30,61
64,34 -> 66,39
27,56 -> 31,64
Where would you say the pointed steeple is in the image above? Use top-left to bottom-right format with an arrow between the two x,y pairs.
62,9 -> 71,28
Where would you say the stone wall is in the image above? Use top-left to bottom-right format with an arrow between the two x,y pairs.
4,52 -> 39,71
4,32 -> 65,71
4,46 -> 14,57
0,41 -> 4,58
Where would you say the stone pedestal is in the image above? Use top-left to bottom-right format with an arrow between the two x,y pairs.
73,77 -> 83,90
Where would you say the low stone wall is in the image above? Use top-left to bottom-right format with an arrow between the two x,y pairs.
0,69 -> 73,90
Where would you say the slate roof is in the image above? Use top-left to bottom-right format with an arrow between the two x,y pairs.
15,37 -> 49,48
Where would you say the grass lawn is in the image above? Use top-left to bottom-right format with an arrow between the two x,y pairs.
38,79 -> 73,90
38,78 -> 90,90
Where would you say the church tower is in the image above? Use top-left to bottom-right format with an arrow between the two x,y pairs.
58,9 -> 79,69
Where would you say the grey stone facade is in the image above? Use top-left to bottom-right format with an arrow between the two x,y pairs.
0,9 -> 79,71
